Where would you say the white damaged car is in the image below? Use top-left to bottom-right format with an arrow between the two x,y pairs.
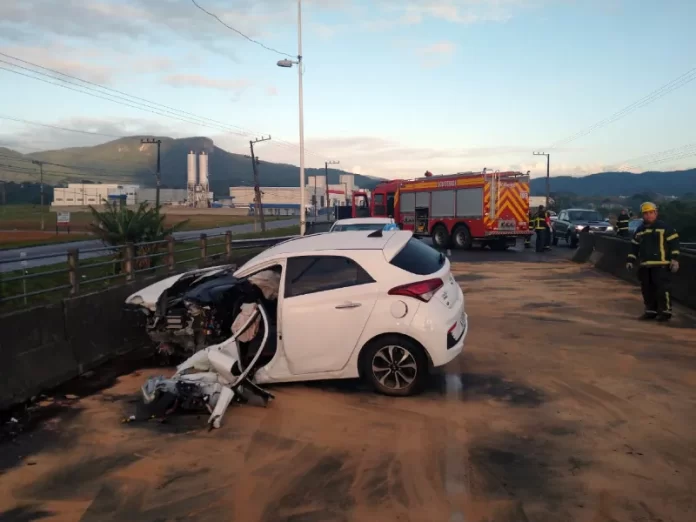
125,230 -> 468,427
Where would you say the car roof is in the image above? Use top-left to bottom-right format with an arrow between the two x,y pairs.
333,217 -> 394,225
235,230 -> 413,273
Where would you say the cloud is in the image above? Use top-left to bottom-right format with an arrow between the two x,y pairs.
415,40 -> 456,67
0,0 -> 296,57
0,44 -> 116,83
266,86 -> 279,96
161,73 -> 252,92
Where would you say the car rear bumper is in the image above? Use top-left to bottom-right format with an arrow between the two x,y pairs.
431,312 -> 468,367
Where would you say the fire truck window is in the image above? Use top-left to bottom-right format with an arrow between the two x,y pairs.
400,192 -> 415,212
415,191 -> 430,208
431,190 -> 455,217
386,193 -> 395,216
374,193 -> 386,215
456,188 -> 484,218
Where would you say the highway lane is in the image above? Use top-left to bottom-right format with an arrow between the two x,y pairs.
0,218 -> 302,273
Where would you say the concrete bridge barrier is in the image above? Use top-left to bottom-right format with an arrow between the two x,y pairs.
590,235 -> 696,309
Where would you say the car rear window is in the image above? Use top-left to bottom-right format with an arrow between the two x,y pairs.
389,238 -> 445,275
333,223 -> 386,232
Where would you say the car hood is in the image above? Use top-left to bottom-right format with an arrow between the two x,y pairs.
125,265 -> 235,312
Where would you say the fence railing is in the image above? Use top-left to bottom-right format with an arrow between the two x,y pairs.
0,232 -> 297,309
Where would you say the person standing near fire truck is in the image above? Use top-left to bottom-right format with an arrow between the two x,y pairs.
533,205 -> 551,253
626,202 -> 680,322
525,211 -> 534,248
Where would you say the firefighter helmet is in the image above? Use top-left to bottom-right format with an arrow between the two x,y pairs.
640,201 -> 657,213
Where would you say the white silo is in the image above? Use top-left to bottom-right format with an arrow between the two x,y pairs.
199,151 -> 209,187
197,151 -> 210,207
187,151 -> 197,206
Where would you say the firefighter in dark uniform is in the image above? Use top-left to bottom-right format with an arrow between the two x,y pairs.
525,211 -> 533,248
616,208 -> 631,238
533,205 -> 550,253
626,202 -> 680,322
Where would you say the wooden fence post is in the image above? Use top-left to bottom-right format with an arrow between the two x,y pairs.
124,243 -> 134,281
200,234 -> 207,268
167,236 -> 175,274
67,248 -> 79,296
225,231 -> 232,263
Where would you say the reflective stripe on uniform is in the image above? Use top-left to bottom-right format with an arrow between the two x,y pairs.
666,233 -> 679,241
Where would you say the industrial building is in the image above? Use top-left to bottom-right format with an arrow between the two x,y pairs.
52,183 -> 139,206
228,173 -> 366,216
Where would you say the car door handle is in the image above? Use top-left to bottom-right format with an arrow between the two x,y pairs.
335,302 -> 361,309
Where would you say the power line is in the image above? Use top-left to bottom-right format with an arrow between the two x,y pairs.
190,0 -> 294,58
549,66 -> 696,150
0,115 -> 125,138
614,142 -> 696,172
0,53 -> 325,159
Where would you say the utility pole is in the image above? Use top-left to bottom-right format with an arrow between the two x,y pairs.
250,136 -> 271,232
141,138 -> 162,210
31,160 -> 45,230
533,152 -> 551,208
325,160 -> 339,219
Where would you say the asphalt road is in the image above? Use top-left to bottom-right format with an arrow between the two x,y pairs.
1,253 -> 694,521
0,218 -> 301,273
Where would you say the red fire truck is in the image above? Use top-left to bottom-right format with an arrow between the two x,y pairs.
352,170 -> 532,250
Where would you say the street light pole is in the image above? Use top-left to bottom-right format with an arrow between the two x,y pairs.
297,0 -> 306,235
533,152 -> 551,208
277,0 -> 306,235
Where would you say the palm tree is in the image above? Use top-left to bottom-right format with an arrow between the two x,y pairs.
89,201 -> 188,271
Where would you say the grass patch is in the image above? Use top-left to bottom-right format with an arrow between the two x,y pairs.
0,225 -> 299,312
0,233 -> 94,250
0,204 -> 290,233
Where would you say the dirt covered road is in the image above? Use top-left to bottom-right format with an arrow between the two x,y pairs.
1,251 -> 695,522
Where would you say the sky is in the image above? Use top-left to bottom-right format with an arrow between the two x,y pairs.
0,0 -> 695,182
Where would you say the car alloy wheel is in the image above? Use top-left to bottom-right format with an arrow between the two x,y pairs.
371,345 -> 418,392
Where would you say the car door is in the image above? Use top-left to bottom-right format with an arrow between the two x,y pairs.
555,211 -> 568,235
281,255 -> 379,375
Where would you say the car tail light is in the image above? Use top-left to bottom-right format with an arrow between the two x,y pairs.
388,278 -> 443,302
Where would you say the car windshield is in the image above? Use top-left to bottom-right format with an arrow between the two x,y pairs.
332,223 -> 387,232
568,211 -> 603,222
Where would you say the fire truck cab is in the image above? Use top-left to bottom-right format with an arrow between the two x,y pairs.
352,170 -> 532,250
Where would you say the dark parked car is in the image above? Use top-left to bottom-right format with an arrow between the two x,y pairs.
551,209 -> 614,248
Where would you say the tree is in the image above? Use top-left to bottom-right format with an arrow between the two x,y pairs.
658,200 -> 696,242
89,201 -> 188,270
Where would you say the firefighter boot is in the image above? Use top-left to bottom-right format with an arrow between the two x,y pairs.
638,311 -> 658,321
656,312 -> 672,323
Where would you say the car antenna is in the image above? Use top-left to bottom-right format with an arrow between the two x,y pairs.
368,229 -> 383,237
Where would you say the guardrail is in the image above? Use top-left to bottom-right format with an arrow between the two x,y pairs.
0,232 -> 297,310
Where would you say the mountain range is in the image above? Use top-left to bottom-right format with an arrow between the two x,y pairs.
530,169 -> 696,197
1,136 -> 694,198
0,136 -> 383,195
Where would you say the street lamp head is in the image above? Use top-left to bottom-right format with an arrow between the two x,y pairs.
277,59 -> 294,68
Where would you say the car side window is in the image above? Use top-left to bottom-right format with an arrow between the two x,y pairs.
559,212 -> 566,221
284,255 -> 375,298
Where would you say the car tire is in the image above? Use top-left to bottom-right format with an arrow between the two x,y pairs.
552,233 -> 558,246
569,234 -> 578,248
452,224 -> 473,250
431,224 -> 449,249
361,335 -> 428,397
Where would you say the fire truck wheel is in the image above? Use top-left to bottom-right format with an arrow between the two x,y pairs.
452,225 -> 472,250
432,225 -> 449,249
